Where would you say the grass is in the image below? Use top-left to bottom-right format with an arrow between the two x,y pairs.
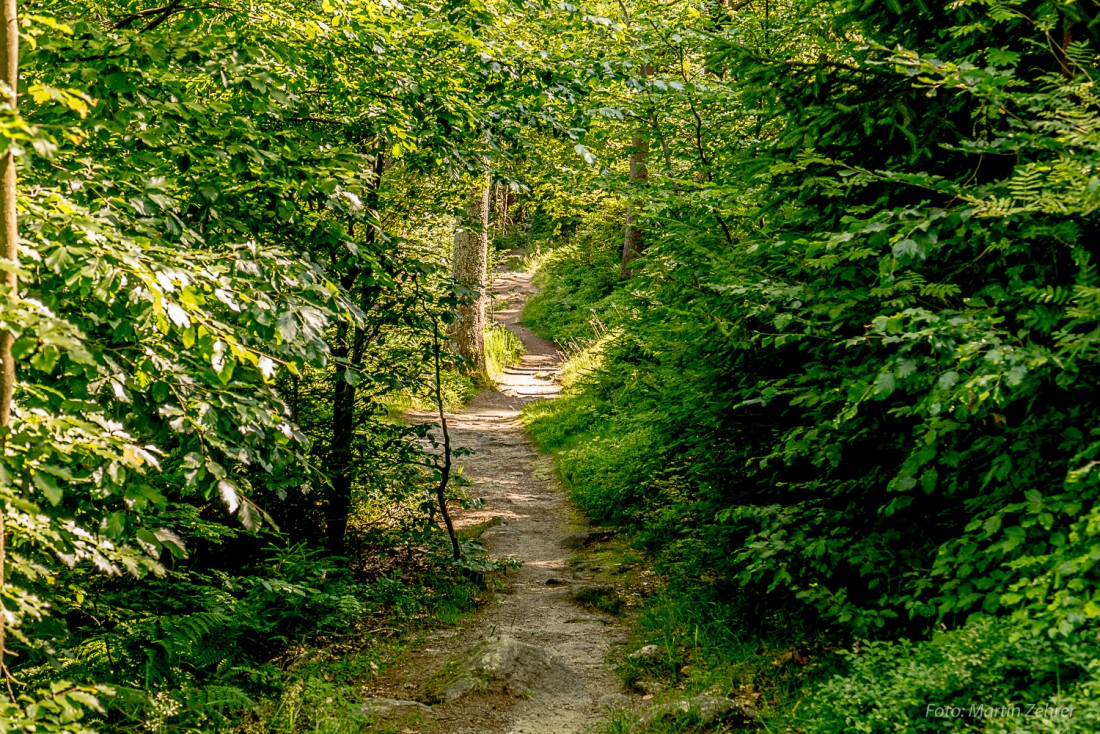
456,516 -> 504,541
553,526 -> 832,733
380,325 -> 523,416
593,586 -> 842,733
569,584 -> 625,616
246,565 -> 500,733
521,239 -> 626,348
523,391 -> 838,731
420,657 -> 483,705
380,367 -> 479,414
485,323 -> 525,378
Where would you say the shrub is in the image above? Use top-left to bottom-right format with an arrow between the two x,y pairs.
802,617 -> 1100,734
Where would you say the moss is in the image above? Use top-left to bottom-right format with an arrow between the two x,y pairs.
419,658 -> 483,705
456,516 -> 504,541
569,584 -> 625,616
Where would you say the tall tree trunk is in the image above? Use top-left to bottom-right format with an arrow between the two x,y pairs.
0,0 -> 17,677
324,150 -> 385,553
450,177 -> 490,374
622,64 -> 653,278
325,319 -> 356,552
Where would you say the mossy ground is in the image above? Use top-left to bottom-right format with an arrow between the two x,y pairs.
248,569 -> 502,733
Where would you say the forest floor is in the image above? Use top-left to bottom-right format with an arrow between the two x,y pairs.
365,252 -> 630,733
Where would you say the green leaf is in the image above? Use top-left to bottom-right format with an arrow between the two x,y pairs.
33,472 -> 62,505
30,344 -> 60,373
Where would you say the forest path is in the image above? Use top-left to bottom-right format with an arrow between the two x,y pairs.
368,252 -> 628,733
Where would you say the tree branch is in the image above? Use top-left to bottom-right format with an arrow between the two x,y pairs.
113,1 -> 230,32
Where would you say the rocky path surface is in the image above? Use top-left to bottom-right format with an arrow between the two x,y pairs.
366,253 -> 629,733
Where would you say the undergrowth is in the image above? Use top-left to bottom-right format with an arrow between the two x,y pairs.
486,323 -> 525,377
248,563 -> 489,734
521,208 -> 629,349
520,206 -> 1100,732
381,368 -> 479,413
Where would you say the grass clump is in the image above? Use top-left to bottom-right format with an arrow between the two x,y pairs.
420,659 -> 463,705
523,393 -> 660,526
456,516 -> 504,541
569,584 -> 625,616
381,368 -> 478,413
485,323 -> 525,377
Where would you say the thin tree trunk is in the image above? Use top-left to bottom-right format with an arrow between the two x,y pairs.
450,177 -> 490,374
324,150 -> 385,553
0,0 -> 17,678
622,64 -> 653,278
0,0 -> 15,426
428,311 -> 459,561
325,319 -> 356,552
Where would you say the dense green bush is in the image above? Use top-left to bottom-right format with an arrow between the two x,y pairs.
527,0 -> 1100,638
802,617 -> 1100,734
522,0 -> 1100,727
525,392 -> 661,524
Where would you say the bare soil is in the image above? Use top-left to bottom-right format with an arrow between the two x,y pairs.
367,253 -> 629,733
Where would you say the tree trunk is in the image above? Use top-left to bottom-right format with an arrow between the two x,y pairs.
622,64 -> 653,278
450,178 -> 490,374
0,0 -> 17,677
0,0 -> 16,426
498,184 -> 510,233
324,150 -> 385,553
325,321 -> 355,552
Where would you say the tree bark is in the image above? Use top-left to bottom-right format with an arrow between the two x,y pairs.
324,150 -> 385,553
450,177 -> 490,374
0,0 -> 17,677
325,320 -> 358,553
622,64 -> 653,278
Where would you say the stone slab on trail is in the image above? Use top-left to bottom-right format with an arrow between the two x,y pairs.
629,694 -> 759,732
442,635 -> 586,701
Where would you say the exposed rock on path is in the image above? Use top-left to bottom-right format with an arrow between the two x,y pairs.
366,252 -> 631,733
441,635 -> 586,701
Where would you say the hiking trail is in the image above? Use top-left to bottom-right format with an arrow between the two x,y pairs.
365,252 -> 631,733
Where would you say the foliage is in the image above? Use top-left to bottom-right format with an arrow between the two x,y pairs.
8,0 -> 1100,729
526,0 -> 1100,635
2,0 -> 584,728
521,0 -> 1100,728
801,617 -> 1100,734
522,208 -> 626,348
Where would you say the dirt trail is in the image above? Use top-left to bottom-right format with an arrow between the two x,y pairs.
370,254 -> 628,733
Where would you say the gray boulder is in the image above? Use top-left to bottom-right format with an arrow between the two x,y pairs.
443,635 -> 586,701
598,693 -> 632,710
